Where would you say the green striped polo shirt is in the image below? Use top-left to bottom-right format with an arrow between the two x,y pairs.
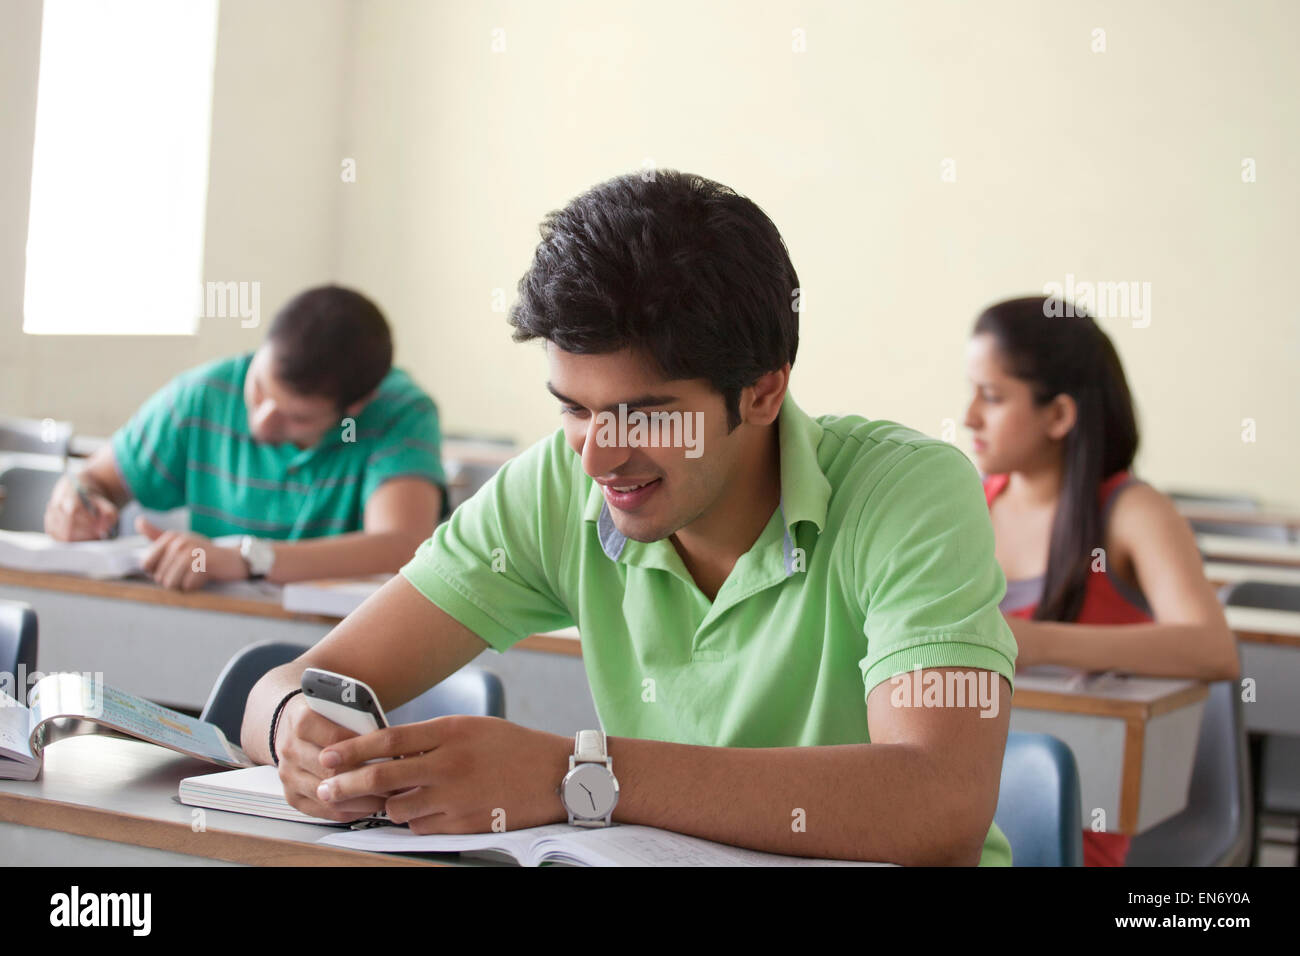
401,392 -> 1018,865
111,353 -> 448,539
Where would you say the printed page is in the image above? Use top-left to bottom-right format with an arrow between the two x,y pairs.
321,821 -> 889,866
539,824 -> 890,866
27,673 -> 251,766
0,689 -> 35,762
318,822 -> 580,865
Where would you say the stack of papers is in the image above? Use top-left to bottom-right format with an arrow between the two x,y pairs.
0,530 -> 148,579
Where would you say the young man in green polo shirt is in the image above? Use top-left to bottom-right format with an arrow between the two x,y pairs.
44,285 -> 448,590
243,173 -> 1019,865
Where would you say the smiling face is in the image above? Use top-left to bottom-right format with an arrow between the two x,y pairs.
964,332 -> 1075,474
243,345 -> 344,449
547,346 -> 753,544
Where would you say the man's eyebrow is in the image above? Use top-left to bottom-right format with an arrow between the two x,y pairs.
545,382 -> 680,412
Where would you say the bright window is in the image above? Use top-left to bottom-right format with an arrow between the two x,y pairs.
23,0 -> 220,335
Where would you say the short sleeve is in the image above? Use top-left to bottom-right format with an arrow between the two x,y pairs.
399,431 -> 576,651
110,375 -> 191,511
361,395 -> 450,520
856,443 -> 1017,696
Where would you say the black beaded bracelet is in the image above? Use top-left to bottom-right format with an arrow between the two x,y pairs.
269,688 -> 304,767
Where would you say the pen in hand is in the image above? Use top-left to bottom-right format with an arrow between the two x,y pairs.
72,478 -> 116,540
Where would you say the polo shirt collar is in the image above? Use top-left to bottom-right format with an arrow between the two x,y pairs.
582,391 -> 831,567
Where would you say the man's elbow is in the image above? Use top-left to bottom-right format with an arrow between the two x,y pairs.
897,814 -> 991,866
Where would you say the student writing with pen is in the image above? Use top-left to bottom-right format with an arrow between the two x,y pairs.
43,285 -> 448,590
963,296 -> 1240,866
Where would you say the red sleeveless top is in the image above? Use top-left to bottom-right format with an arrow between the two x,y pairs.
983,469 -> 1152,867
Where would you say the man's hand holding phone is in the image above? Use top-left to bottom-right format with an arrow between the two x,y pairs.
279,667 -> 573,833
273,693 -> 391,823
273,669 -> 398,823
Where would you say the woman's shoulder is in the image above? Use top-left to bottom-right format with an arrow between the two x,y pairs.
1104,474 -> 1187,539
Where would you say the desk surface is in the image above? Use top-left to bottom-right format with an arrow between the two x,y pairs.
1204,560 -> 1300,588
1178,503 -> 1300,532
0,735 -> 478,866
1197,533 -> 1300,567
1011,669 -> 1208,720
1226,605 -> 1300,648
0,566 -> 581,657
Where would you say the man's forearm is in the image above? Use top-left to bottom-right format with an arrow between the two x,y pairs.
265,530 -> 428,584
606,737 -> 989,865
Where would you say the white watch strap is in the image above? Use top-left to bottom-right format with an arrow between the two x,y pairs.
574,729 -> 606,762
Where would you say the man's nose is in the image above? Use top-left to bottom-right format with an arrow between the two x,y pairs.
580,415 -> 631,479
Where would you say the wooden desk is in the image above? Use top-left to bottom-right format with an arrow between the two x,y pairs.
1178,503 -> 1300,534
1203,560 -> 1300,588
0,567 -> 593,733
1197,534 -> 1300,569
1228,605 -> 1300,736
1009,669 -> 1207,835
0,735 -> 489,866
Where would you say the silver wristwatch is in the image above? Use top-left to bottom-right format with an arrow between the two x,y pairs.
239,535 -> 275,580
560,730 -> 619,827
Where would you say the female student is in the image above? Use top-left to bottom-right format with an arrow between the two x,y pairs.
963,295 -> 1240,867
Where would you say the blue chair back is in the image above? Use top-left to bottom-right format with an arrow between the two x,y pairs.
1125,680 -> 1252,866
0,599 -> 38,698
200,640 -> 505,745
994,732 -> 1085,866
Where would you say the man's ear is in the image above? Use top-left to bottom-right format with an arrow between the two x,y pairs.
343,390 -> 378,420
741,364 -> 791,427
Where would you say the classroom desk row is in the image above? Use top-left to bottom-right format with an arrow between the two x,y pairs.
9,565 -> 1294,866
0,735 -> 486,866
0,567 -> 594,734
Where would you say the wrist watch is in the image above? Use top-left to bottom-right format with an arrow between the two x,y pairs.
560,730 -> 619,827
238,535 -> 275,580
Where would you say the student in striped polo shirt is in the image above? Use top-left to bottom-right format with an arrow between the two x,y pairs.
44,285 -> 448,590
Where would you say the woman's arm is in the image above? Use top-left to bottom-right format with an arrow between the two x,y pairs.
1012,483 -> 1240,681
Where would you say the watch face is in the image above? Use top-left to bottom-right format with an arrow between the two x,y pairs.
562,762 -> 618,818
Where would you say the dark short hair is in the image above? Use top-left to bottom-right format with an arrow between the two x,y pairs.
266,285 -> 393,409
508,171 -> 800,429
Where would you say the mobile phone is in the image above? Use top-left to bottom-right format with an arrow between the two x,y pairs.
300,668 -> 393,823
300,668 -> 390,736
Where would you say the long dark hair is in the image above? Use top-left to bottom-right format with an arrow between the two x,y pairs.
974,297 -> 1140,622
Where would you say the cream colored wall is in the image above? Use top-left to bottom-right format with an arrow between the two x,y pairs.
4,0 -> 1297,507
0,0 -> 352,436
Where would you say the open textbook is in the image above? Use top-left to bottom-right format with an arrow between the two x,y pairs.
0,530 -> 148,579
0,672 -> 252,780
318,821 -> 889,866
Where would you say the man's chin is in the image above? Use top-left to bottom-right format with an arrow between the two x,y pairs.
609,512 -> 674,544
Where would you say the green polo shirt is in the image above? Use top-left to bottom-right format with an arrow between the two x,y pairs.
401,392 -> 1018,865
112,353 -> 448,539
